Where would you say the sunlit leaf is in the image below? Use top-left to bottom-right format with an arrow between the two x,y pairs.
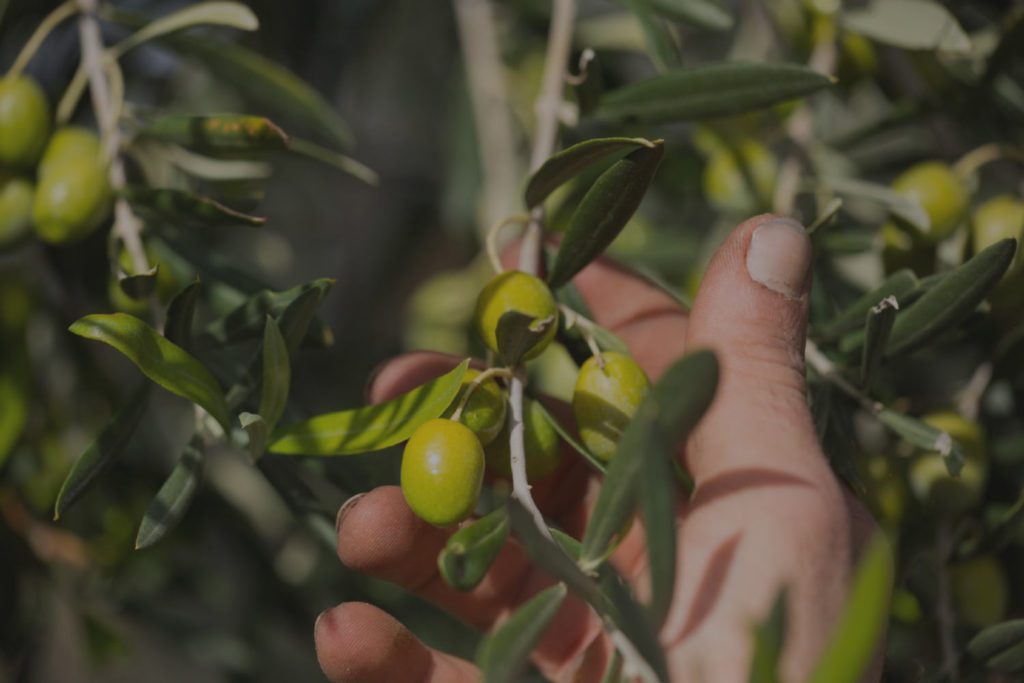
525,137 -> 653,209
135,434 -> 205,549
548,142 -> 664,289
268,360 -> 469,455
808,534 -> 893,683
647,0 -> 733,31
124,186 -> 266,227
477,583 -> 567,683
54,384 -> 150,519
69,314 -> 231,432
439,506 -> 510,591
842,0 -> 971,53
592,62 -> 832,124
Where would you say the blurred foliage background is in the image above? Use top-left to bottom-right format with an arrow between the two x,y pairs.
1,0 -> 1023,681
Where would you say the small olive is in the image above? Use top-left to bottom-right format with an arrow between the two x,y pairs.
0,172 -> 34,248
890,161 -> 968,243
0,76 -> 51,168
32,155 -> 112,244
401,418 -> 484,527
572,352 -> 650,462
473,270 -> 558,362
441,368 -> 507,446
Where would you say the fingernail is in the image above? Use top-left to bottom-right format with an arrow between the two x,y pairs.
746,217 -> 812,299
314,609 -> 327,635
336,493 -> 366,532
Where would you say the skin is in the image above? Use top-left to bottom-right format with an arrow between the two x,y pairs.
315,214 -> 882,682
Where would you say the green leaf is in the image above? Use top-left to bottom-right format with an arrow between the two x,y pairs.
591,62 -> 833,124
476,583 -> 568,683
581,350 -> 718,570
69,314 -> 231,433
199,278 -> 335,349
647,0 -> 733,31
968,619 -> 1024,673
124,187 -> 266,227
885,239 -> 1017,357
842,0 -> 971,53
808,534 -> 893,683
166,36 -> 352,148
548,142 -> 665,289
531,399 -> 606,474
140,115 -> 290,153
525,137 -> 653,209
135,435 -> 205,549
268,360 -> 469,455
118,265 -> 159,300
276,279 -> 334,355
816,269 -> 918,340
496,311 -> 557,366
114,2 -> 258,57
748,589 -> 788,683
624,0 -> 681,72
289,138 -> 379,185
54,384 -> 150,519
806,197 -> 843,236
860,296 -> 898,391
239,412 -> 268,460
640,418 -> 677,628
439,507 -> 510,591
259,316 -> 290,429
822,176 -> 930,234
164,280 -> 203,350
876,408 -> 965,476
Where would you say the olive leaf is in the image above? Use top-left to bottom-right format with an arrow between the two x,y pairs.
496,310 -> 557,366
476,583 -> 568,683
199,278 -> 335,349
524,137 -> 654,209
258,316 -> 290,429
876,408 -> 965,476
531,399 -> 606,474
69,314 -> 231,433
164,280 -> 203,351
118,264 -> 160,299
747,589 -> 788,683
816,269 -> 918,340
140,114 -> 290,153
646,0 -> 733,31
123,186 -> 266,227
547,141 -> 664,289
591,62 -> 833,124
268,360 -> 469,455
439,506 -> 510,591
623,0 -> 681,72
821,175 -> 930,234
860,296 -> 898,391
968,619 -> 1024,673
135,434 -> 205,549
842,0 -> 971,53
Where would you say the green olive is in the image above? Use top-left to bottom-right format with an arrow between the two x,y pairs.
0,172 -> 34,248
972,195 -> 1023,270
485,398 -> 562,481
890,161 -> 968,243
702,139 -> 777,215
39,126 -> 103,176
473,270 -> 558,361
0,76 -> 51,168
33,155 -> 112,244
908,412 -> 986,517
856,455 -> 907,529
441,368 -> 507,446
401,418 -> 484,527
572,352 -> 650,462
951,555 -> 1009,628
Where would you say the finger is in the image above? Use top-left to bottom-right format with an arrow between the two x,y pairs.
314,601 -> 478,683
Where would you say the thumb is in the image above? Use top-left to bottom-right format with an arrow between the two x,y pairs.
684,214 -> 822,482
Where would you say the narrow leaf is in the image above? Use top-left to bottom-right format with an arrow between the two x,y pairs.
823,176 -> 930,234
276,279 -> 333,355
876,408 -> 964,476
531,399 -> 606,474
806,197 -> 843,236
968,619 -> 1024,673
118,265 -> 159,299
54,384 -> 150,519
496,311 -> 557,366
239,412 -> 268,460
123,187 -> 266,227
748,589 -> 788,683
817,269 -> 918,340
477,584 -> 568,683
842,0 -> 971,53
140,114 -> 290,152
199,278 -> 334,349
69,314 -> 230,432
259,316 -> 290,428
439,507 -> 510,591
268,360 -> 469,455
860,296 -> 898,390
548,142 -> 665,289
114,2 -> 258,57
640,428 -> 676,627
525,137 -> 653,209
164,280 -> 202,350
289,138 -> 379,185
624,0 -> 681,72
135,435 -> 205,549
808,534 -> 893,683
592,62 -> 833,124
647,0 -> 733,31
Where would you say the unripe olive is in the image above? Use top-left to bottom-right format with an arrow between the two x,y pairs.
908,412 -> 986,517
972,195 -> 1023,271
39,126 -> 103,176
572,352 -> 650,462
0,76 -> 51,168
951,555 -> 1009,628
485,398 -> 562,481
401,418 -> 484,527
473,270 -> 558,362
890,162 -> 968,243
857,455 -> 907,528
702,139 -> 777,215
441,368 -> 507,446
33,155 -> 112,244
0,172 -> 34,248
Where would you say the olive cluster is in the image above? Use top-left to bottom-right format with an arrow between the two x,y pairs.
0,75 -> 112,249
400,270 -> 650,527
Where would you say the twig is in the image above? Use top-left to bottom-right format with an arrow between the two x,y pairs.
935,523 -> 960,682
485,213 -> 531,273
6,0 -> 77,78
449,367 -> 514,421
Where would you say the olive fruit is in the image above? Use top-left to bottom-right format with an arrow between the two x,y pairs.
33,155 -> 112,244
856,455 -> 907,529
907,412 -> 986,518
39,126 -> 103,176
441,368 -> 507,446
880,221 -> 935,276
0,172 -> 34,248
401,418 -> 484,526
0,76 -> 51,168
474,270 -> 558,362
890,162 -> 968,243
702,139 -> 777,215
572,352 -> 650,462
972,195 -> 1023,271
951,555 -> 1009,628
485,398 -> 562,481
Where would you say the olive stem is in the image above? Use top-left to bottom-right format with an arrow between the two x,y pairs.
485,213 -> 531,273
935,522 -> 961,682
449,366 -> 514,422
953,143 -> 1024,181
559,304 -> 605,367
6,1 -> 78,79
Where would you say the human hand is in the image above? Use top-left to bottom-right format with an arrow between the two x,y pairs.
313,214 -> 883,682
